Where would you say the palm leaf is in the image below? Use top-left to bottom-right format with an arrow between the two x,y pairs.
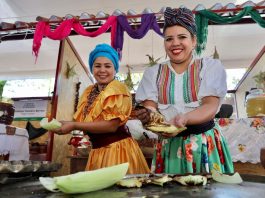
145,54 -> 162,67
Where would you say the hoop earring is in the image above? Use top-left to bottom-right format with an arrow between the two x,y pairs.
192,48 -> 198,58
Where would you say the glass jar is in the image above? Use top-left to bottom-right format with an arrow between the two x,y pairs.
246,89 -> 265,117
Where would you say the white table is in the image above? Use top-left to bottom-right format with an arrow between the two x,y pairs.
220,117 -> 265,164
0,123 -> 29,161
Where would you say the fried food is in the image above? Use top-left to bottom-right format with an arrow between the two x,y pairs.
116,178 -> 142,188
149,174 -> 173,186
145,111 -> 186,134
173,175 -> 207,186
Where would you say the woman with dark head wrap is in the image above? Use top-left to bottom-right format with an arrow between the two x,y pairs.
135,7 -> 234,174
52,43 -> 150,174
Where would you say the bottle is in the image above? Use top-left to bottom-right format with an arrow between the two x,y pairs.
246,88 -> 265,117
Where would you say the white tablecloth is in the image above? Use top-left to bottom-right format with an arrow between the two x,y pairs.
220,117 -> 265,164
0,123 -> 29,161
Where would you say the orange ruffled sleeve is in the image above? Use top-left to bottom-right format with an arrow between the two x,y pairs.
73,80 -> 132,126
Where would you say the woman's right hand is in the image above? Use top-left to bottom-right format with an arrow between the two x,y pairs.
135,108 -> 151,125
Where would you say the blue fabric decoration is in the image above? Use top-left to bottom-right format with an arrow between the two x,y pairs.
89,43 -> 119,73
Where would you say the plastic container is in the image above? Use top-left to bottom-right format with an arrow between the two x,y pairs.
246,89 -> 265,117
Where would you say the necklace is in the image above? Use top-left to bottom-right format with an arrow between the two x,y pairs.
82,83 -> 108,118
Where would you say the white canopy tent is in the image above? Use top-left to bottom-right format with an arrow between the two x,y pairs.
0,0 -> 264,79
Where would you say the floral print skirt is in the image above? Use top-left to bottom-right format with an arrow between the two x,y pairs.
151,124 -> 234,174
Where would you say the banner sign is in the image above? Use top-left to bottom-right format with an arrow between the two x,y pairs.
13,99 -> 48,119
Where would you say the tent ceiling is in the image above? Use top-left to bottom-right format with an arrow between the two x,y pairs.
0,0 -> 264,79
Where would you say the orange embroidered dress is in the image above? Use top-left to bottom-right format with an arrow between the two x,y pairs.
74,80 -> 150,174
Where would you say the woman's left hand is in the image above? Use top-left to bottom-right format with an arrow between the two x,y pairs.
155,114 -> 188,138
170,114 -> 188,128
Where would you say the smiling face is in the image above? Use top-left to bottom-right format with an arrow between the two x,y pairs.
164,25 -> 196,67
92,57 -> 115,85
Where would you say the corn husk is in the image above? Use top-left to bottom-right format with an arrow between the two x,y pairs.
40,118 -> 62,130
39,163 -> 129,194
212,170 -> 243,184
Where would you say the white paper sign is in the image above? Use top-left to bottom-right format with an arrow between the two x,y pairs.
13,99 -> 48,119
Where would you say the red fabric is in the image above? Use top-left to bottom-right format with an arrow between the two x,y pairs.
32,16 -> 117,61
185,143 -> 193,162
155,142 -> 164,173
214,129 -> 225,164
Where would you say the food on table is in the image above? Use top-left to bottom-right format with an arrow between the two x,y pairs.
116,177 -> 143,188
116,174 -> 209,188
149,174 -> 173,186
212,170 -> 243,184
39,163 -> 129,194
116,174 -> 173,188
173,175 -> 207,186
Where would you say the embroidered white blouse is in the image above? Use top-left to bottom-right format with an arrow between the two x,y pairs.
135,57 -> 227,121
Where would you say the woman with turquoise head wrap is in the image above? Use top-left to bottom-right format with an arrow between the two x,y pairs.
89,43 -> 119,73
51,43 -> 150,174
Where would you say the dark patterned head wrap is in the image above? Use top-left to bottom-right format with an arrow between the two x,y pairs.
163,7 -> 197,36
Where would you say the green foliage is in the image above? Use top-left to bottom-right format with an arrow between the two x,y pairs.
146,54 -> 162,67
0,80 -> 13,104
65,61 -> 77,79
231,76 -> 240,87
253,71 -> 265,90
124,65 -> 134,91
0,80 -> 7,100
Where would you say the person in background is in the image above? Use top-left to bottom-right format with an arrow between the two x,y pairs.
135,7 -> 234,174
52,43 -> 150,174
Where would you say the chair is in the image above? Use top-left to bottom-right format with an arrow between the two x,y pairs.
215,104 -> 233,118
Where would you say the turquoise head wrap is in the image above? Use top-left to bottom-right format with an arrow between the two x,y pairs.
89,44 -> 119,73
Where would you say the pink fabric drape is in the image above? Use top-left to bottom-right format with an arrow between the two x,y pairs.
32,16 -> 117,61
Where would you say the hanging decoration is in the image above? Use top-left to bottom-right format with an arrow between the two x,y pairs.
74,82 -> 81,112
32,16 -> 117,60
213,46 -> 220,59
65,61 -> 77,79
123,65 -> 134,91
195,6 -> 265,55
31,6 -> 265,59
113,13 -> 163,59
